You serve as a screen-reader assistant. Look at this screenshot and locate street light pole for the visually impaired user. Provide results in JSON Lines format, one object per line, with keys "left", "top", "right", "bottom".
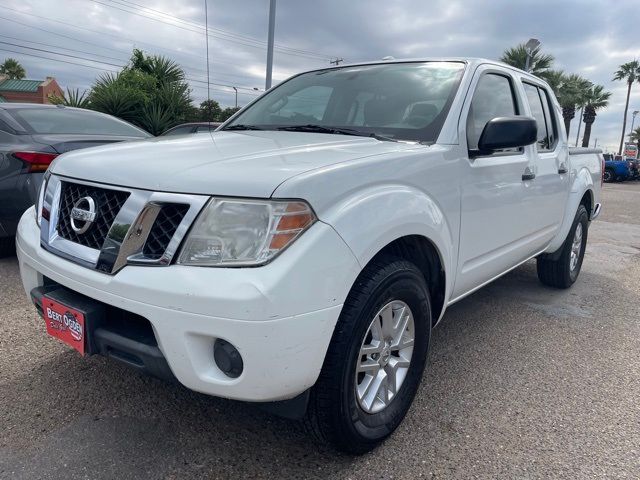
{"left": 204, "top": 0, "right": 210, "bottom": 104}
{"left": 232, "top": 87, "right": 238, "bottom": 108}
{"left": 575, "top": 105, "right": 584, "bottom": 147}
{"left": 524, "top": 38, "right": 540, "bottom": 73}
{"left": 265, "top": 0, "right": 276, "bottom": 90}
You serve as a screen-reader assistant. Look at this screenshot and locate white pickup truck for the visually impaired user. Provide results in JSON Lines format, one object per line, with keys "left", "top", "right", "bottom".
{"left": 17, "top": 58, "right": 602, "bottom": 453}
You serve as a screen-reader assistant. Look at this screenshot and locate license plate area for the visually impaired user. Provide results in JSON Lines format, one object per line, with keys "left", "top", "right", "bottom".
{"left": 42, "top": 297, "right": 86, "bottom": 355}
{"left": 32, "top": 286, "right": 106, "bottom": 356}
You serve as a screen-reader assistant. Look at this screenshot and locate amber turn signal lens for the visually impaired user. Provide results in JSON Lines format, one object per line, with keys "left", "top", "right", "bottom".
{"left": 268, "top": 202, "right": 315, "bottom": 250}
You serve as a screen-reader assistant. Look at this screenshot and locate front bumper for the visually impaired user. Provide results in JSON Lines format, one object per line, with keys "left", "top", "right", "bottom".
{"left": 16, "top": 207, "right": 361, "bottom": 401}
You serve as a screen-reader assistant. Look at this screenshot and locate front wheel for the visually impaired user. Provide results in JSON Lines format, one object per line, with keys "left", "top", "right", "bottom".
{"left": 304, "top": 256, "right": 431, "bottom": 454}
{"left": 537, "top": 204, "right": 589, "bottom": 289}
{"left": 603, "top": 169, "right": 613, "bottom": 182}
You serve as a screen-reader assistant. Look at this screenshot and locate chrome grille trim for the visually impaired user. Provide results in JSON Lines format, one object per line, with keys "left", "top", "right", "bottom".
{"left": 40, "top": 175, "right": 209, "bottom": 274}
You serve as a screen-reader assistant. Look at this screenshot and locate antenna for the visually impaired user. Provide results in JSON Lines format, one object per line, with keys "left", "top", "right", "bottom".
{"left": 204, "top": 0, "right": 211, "bottom": 104}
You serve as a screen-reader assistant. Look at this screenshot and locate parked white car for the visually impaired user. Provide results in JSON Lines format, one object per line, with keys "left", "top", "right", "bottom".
{"left": 17, "top": 58, "right": 602, "bottom": 453}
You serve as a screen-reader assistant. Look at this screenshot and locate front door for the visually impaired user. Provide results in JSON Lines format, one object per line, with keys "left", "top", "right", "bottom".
{"left": 452, "top": 67, "right": 537, "bottom": 300}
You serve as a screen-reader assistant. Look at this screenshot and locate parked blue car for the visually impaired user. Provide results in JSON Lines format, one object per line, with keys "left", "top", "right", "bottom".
{"left": 603, "top": 154, "right": 631, "bottom": 182}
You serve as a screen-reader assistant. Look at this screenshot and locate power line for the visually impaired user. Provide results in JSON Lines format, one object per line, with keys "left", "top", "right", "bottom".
{"left": 0, "top": 5, "right": 264, "bottom": 67}
{"left": 0, "top": 33, "right": 126, "bottom": 64}
{"left": 1, "top": 41, "right": 261, "bottom": 92}
{"left": 104, "top": 0, "right": 336, "bottom": 60}
{"left": 87, "top": 0, "right": 334, "bottom": 61}
{"left": 0, "top": 18, "right": 265, "bottom": 87}
{"left": 0, "top": 47, "right": 120, "bottom": 72}
{"left": 0, "top": 46, "right": 261, "bottom": 102}
{"left": 0, "top": 40, "right": 122, "bottom": 68}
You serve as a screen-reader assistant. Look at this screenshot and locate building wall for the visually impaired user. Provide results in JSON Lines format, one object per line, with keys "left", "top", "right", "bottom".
{"left": 0, "top": 78, "right": 64, "bottom": 104}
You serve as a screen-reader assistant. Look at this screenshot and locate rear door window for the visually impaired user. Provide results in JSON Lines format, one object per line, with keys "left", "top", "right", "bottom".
{"left": 523, "top": 83, "right": 558, "bottom": 151}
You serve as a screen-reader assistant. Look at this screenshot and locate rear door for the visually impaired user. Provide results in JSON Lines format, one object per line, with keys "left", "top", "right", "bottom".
{"left": 453, "top": 66, "right": 538, "bottom": 299}
{"left": 520, "top": 81, "right": 569, "bottom": 240}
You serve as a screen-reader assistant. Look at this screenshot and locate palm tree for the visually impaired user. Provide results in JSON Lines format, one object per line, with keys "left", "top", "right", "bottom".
{"left": 613, "top": 60, "right": 640, "bottom": 154}
{"left": 569, "top": 76, "right": 594, "bottom": 145}
{"left": 580, "top": 84, "right": 611, "bottom": 148}
{"left": 629, "top": 126, "right": 640, "bottom": 151}
{"left": 0, "top": 58, "right": 26, "bottom": 79}
{"left": 88, "top": 49, "right": 193, "bottom": 135}
{"left": 500, "top": 44, "right": 554, "bottom": 77}
{"left": 547, "top": 72, "right": 592, "bottom": 136}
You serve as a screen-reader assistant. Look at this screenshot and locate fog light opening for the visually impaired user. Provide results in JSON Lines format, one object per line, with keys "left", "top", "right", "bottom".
{"left": 214, "top": 339, "right": 243, "bottom": 378}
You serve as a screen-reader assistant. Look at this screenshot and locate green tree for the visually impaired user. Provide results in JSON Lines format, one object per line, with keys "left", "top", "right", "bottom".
{"left": 199, "top": 99, "right": 222, "bottom": 121}
{"left": 0, "top": 58, "right": 26, "bottom": 79}
{"left": 613, "top": 60, "right": 640, "bottom": 154}
{"left": 48, "top": 87, "right": 90, "bottom": 108}
{"left": 219, "top": 106, "right": 241, "bottom": 122}
{"left": 88, "top": 49, "right": 193, "bottom": 135}
{"left": 500, "top": 44, "right": 554, "bottom": 78}
{"left": 580, "top": 84, "right": 611, "bottom": 148}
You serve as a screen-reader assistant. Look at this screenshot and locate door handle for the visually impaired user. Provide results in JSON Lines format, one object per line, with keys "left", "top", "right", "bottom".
{"left": 558, "top": 163, "right": 568, "bottom": 174}
{"left": 522, "top": 167, "right": 536, "bottom": 181}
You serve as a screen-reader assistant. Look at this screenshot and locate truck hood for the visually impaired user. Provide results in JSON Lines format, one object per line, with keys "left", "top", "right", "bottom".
{"left": 50, "top": 131, "right": 415, "bottom": 197}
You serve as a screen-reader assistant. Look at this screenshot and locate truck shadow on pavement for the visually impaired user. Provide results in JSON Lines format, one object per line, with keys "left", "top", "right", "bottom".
{"left": 1, "top": 258, "right": 634, "bottom": 480}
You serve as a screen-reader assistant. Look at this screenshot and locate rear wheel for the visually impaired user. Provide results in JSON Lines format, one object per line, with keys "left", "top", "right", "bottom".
{"left": 603, "top": 169, "right": 613, "bottom": 182}
{"left": 537, "top": 204, "right": 588, "bottom": 289}
{"left": 304, "top": 256, "right": 431, "bottom": 454}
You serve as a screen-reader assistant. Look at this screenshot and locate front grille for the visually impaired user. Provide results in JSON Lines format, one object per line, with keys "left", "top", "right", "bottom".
{"left": 57, "top": 182, "right": 130, "bottom": 249}
{"left": 142, "top": 203, "right": 190, "bottom": 258}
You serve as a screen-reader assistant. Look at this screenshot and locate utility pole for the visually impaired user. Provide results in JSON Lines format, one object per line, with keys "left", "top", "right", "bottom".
{"left": 204, "top": 0, "right": 211, "bottom": 105}
{"left": 265, "top": 0, "right": 276, "bottom": 90}
{"left": 330, "top": 58, "right": 343, "bottom": 66}
{"left": 593, "top": 138, "right": 598, "bottom": 148}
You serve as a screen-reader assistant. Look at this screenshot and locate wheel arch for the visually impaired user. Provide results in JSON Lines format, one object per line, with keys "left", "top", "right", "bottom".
{"left": 365, "top": 235, "right": 447, "bottom": 325}
{"left": 580, "top": 188, "right": 594, "bottom": 220}
{"left": 544, "top": 167, "right": 595, "bottom": 254}
{"left": 321, "top": 184, "right": 455, "bottom": 324}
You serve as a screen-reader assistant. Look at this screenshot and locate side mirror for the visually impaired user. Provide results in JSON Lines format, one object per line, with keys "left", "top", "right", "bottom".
{"left": 475, "top": 116, "right": 537, "bottom": 155}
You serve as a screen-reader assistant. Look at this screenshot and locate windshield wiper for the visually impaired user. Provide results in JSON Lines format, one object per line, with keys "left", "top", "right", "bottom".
{"left": 276, "top": 124, "right": 397, "bottom": 142}
{"left": 223, "top": 124, "right": 265, "bottom": 131}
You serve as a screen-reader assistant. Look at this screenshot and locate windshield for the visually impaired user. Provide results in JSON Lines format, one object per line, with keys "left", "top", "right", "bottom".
{"left": 225, "top": 61, "right": 465, "bottom": 143}
{"left": 9, "top": 108, "right": 150, "bottom": 137}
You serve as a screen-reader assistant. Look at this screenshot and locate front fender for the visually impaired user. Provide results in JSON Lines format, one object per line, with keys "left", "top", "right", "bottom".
{"left": 320, "top": 184, "right": 456, "bottom": 303}
{"left": 544, "top": 166, "right": 593, "bottom": 254}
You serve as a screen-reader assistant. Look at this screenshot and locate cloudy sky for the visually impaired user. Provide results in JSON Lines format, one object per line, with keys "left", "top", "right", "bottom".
{"left": 1, "top": 0, "right": 639, "bottom": 151}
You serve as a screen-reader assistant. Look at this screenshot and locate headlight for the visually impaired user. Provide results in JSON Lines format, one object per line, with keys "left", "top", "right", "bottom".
{"left": 177, "top": 198, "right": 316, "bottom": 266}
{"left": 35, "top": 171, "right": 50, "bottom": 227}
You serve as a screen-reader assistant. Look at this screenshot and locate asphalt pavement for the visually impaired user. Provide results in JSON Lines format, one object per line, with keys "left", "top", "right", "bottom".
{"left": 1, "top": 183, "right": 639, "bottom": 479}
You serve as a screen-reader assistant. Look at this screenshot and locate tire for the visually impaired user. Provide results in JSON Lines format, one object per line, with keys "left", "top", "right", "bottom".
{"left": 603, "top": 169, "right": 613, "bottom": 182}
{"left": 0, "top": 236, "right": 15, "bottom": 258}
{"left": 537, "top": 204, "right": 588, "bottom": 289}
{"left": 304, "top": 255, "right": 431, "bottom": 454}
